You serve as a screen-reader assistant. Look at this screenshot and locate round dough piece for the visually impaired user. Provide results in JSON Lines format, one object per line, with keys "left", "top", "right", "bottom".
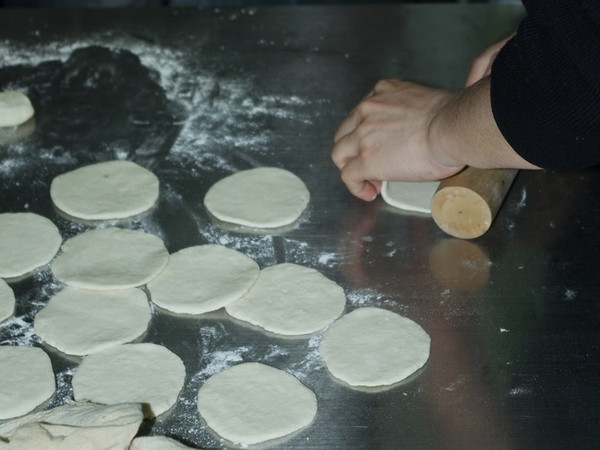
{"left": 0, "top": 346, "right": 55, "bottom": 420}
{"left": 226, "top": 263, "right": 345, "bottom": 336}
{"left": 51, "top": 227, "right": 169, "bottom": 290}
{"left": 72, "top": 343, "right": 186, "bottom": 418}
{"left": 34, "top": 287, "right": 151, "bottom": 356}
{"left": 0, "top": 279, "right": 15, "bottom": 322}
{"left": 0, "top": 212, "right": 62, "bottom": 279}
{"left": 50, "top": 160, "right": 160, "bottom": 220}
{"left": 204, "top": 167, "right": 310, "bottom": 228}
{"left": 381, "top": 180, "right": 440, "bottom": 214}
{"left": 197, "top": 363, "right": 317, "bottom": 445}
{"left": 147, "top": 245, "right": 259, "bottom": 315}
{"left": 0, "top": 91, "right": 34, "bottom": 127}
{"left": 319, "top": 307, "right": 431, "bottom": 387}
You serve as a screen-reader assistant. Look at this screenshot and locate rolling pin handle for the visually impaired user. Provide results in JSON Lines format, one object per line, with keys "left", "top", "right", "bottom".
{"left": 430, "top": 167, "right": 518, "bottom": 239}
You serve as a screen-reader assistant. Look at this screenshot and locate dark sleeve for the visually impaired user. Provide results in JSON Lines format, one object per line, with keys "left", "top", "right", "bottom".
{"left": 490, "top": 0, "right": 600, "bottom": 170}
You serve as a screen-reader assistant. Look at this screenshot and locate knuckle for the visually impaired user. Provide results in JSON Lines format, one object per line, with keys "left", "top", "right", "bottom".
{"left": 355, "top": 100, "right": 372, "bottom": 117}
{"left": 374, "top": 79, "right": 394, "bottom": 91}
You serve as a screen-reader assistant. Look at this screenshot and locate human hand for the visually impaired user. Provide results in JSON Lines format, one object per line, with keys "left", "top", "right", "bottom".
{"left": 465, "top": 33, "right": 515, "bottom": 87}
{"left": 331, "top": 79, "right": 465, "bottom": 201}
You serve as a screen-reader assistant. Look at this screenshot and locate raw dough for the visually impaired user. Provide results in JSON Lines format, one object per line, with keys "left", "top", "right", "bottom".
{"left": 51, "top": 227, "right": 169, "bottom": 290}
{"left": 226, "top": 263, "right": 345, "bottom": 336}
{"left": 34, "top": 287, "right": 151, "bottom": 356}
{"left": 197, "top": 363, "right": 317, "bottom": 445}
{"left": 319, "top": 307, "right": 431, "bottom": 387}
{"left": 147, "top": 244, "right": 259, "bottom": 315}
{"left": 0, "top": 116, "right": 35, "bottom": 145}
{"left": 0, "top": 346, "right": 55, "bottom": 420}
{"left": 0, "top": 91, "right": 34, "bottom": 127}
{"left": 381, "top": 180, "right": 440, "bottom": 214}
{"left": 50, "top": 160, "right": 159, "bottom": 220}
{"left": 72, "top": 343, "right": 186, "bottom": 418}
{"left": 0, "top": 402, "right": 143, "bottom": 450}
{"left": 204, "top": 167, "right": 310, "bottom": 228}
{"left": 0, "top": 212, "right": 62, "bottom": 279}
{"left": 130, "top": 436, "right": 194, "bottom": 450}
{"left": 0, "top": 279, "right": 15, "bottom": 322}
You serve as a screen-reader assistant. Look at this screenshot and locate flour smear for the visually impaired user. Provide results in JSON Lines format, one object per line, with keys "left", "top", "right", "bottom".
{"left": 0, "top": 32, "right": 380, "bottom": 448}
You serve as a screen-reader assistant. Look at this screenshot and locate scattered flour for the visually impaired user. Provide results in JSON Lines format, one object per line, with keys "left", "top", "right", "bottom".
{"left": 346, "top": 288, "right": 385, "bottom": 308}
{"left": 516, "top": 187, "right": 527, "bottom": 209}
{"left": 0, "top": 315, "right": 38, "bottom": 346}
{"left": 287, "top": 334, "right": 324, "bottom": 383}
{"left": 48, "top": 367, "right": 76, "bottom": 409}
{"left": 0, "top": 268, "right": 62, "bottom": 346}
{"left": 509, "top": 386, "right": 533, "bottom": 397}
{"left": 1, "top": 33, "right": 315, "bottom": 178}
{"left": 0, "top": 33, "right": 376, "bottom": 448}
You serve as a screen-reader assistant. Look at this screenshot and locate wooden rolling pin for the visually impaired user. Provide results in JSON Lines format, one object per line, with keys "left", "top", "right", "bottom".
{"left": 430, "top": 167, "right": 518, "bottom": 239}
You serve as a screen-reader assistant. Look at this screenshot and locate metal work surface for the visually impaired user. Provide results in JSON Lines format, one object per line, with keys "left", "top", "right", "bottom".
{"left": 1, "top": 4, "right": 599, "bottom": 449}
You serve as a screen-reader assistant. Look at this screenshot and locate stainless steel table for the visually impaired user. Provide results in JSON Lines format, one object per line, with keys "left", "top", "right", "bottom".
{"left": 1, "top": 4, "right": 599, "bottom": 449}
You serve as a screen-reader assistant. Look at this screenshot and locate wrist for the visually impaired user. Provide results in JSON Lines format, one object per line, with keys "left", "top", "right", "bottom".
{"left": 428, "top": 77, "right": 537, "bottom": 171}
{"left": 426, "top": 90, "right": 467, "bottom": 173}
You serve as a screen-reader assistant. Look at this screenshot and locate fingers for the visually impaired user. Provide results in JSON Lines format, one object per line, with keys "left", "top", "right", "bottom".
{"left": 465, "top": 57, "right": 492, "bottom": 87}
{"left": 331, "top": 78, "right": 418, "bottom": 202}
{"left": 336, "top": 137, "right": 384, "bottom": 201}
{"left": 333, "top": 107, "right": 360, "bottom": 145}
{"left": 334, "top": 79, "right": 406, "bottom": 144}
{"left": 341, "top": 172, "right": 381, "bottom": 202}
{"left": 373, "top": 78, "right": 407, "bottom": 94}
{"left": 465, "top": 33, "right": 515, "bottom": 86}
{"left": 332, "top": 127, "right": 381, "bottom": 201}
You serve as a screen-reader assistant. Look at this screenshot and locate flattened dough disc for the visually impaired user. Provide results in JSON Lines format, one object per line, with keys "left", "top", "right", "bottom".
{"left": 319, "top": 307, "right": 430, "bottom": 387}
{"left": 197, "top": 363, "right": 317, "bottom": 445}
{"left": 0, "top": 279, "right": 15, "bottom": 322}
{"left": 381, "top": 180, "right": 440, "bottom": 214}
{"left": 0, "top": 91, "right": 34, "bottom": 127}
{"left": 50, "top": 160, "right": 159, "bottom": 220}
{"left": 34, "top": 287, "right": 151, "bottom": 356}
{"left": 72, "top": 343, "right": 186, "bottom": 418}
{"left": 226, "top": 263, "right": 345, "bottom": 336}
{"left": 0, "top": 213, "right": 62, "bottom": 279}
{"left": 204, "top": 167, "right": 310, "bottom": 228}
{"left": 51, "top": 227, "right": 169, "bottom": 290}
{"left": 0, "top": 346, "right": 55, "bottom": 420}
{"left": 147, "top": 245, "right": 259, "bottom": 315}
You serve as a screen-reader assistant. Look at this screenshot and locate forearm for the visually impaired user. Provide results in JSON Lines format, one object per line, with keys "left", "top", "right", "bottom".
{"left": 429, "top": 77, "right": 540, "bottom": 171}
